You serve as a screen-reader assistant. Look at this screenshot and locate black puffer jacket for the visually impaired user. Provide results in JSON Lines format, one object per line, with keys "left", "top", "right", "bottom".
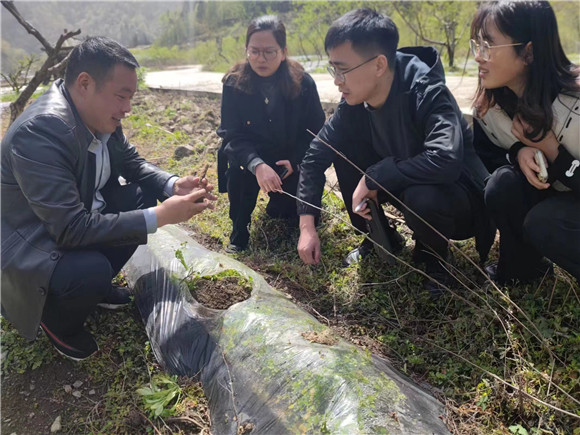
{"left": 216, "top": 70, "right": 325, "bottom": 192}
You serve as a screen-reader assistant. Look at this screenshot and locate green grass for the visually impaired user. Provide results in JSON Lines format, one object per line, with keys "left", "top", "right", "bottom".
{"left": 2, "top": 89, "right": 577, "bottom": 434}
{"left": 1, "top": 85, "right": 48, "bottom": 103}
{"left": 123, "top": 90, "right": 579, "bottom": 434}
{"left": 1, "top": 281, "right": 210, "bottom": 433}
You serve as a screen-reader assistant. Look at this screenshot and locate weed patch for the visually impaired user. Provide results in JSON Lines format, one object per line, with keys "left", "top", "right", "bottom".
{"left": 1, "top": 284, "right": 210, "bottom": 434}
{"left": 3, "top": 89, "right": 577, "bottom": 434}
{"left": 122, "top": 90, "right": 578, "bottom": 434}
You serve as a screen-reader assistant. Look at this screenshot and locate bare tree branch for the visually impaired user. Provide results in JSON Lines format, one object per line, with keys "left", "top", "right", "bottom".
{"left": 393, "top": 2, "right": 446, "bottom": 47}
{"left": 1, "top": 0, "right": 53, "bottom": 54}
{"left": 3, "top": 0, "right": 82, "bottom": 123}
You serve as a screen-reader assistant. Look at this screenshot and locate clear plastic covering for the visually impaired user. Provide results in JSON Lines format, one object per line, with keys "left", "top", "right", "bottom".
{"left": 124, "top": 225, "right": 450, "bottom": 434}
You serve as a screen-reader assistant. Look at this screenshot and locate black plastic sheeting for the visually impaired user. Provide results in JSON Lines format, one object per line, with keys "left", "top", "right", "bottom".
{"left": 124, "top": 225, "right": 450, "bottom": 434}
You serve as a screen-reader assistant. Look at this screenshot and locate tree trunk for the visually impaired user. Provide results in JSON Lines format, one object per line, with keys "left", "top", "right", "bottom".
{"left": 447, "top": 45, "right": 455, "bottom": 69}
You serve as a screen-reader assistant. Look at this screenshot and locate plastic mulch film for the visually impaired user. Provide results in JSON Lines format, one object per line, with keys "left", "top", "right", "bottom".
{"left": 124, "top": 225, "right": 450, "bottom": 434}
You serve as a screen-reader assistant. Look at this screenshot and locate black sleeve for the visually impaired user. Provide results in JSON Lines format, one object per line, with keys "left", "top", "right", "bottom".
{"left": 548, "top": 145, "right": 580, "bottom": 197}
{"left": 217, "top": 84, "right": 260, "bottom": 168}
{"left": 292, "top": 76, "right": 326, "bottom": 170}
{"left": 297, "top": 104, "right": 351, "bottom": 216}
{"left": 473, "top": 119, "right": 511, "bottom": 173}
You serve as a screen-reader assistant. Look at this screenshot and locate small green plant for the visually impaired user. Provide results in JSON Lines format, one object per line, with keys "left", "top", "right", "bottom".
{"left": 475, "top": 379, "right": 492, "bottom": 411}
{"left": 137, "top": 373, "right": 182, "bottom": 418}
{"left": 509, "top": 424, "right": 529, "bottom": 435}
{"left": 175, "top": 241, "right": 188, "bottom": 269}
{"left": 0, "top": 317, "right": 56, "bottom": 374}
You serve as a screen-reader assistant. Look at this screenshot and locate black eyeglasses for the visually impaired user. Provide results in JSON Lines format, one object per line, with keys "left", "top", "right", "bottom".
{"left": 246, "top": 48, "right": 280, "bottom": 61}
{"left": 327, "top": 55, "right": 379, "bottom": 83}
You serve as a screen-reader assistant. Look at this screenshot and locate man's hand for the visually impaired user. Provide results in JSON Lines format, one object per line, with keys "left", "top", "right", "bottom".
{"left": 173, "top": 176, "right": 213, "bottom": 196}
{"left": 512, "top": 115, "right": 559, "bottom": 162}
{"left": 155, "top": 188, "right": 216, "bottom": 227}
{"left": 255, "top": 163, "right": 283, "bottom": 193}
{"left": 298, "top": 215, "right": 321, "bottom": 264}
{"left": 517, "top": 146, "right": 551, "bottom": 190}
{"left": 275, "top": 160, "right": 294, "bottom": 180}
{"left": 352, "top": 175, "right": 377, "bottom": 220}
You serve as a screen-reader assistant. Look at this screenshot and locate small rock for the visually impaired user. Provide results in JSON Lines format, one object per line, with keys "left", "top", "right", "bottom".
{"left": 29, "top": 383, "right": 35, "bottom": 391}
{"left": 28, "top": 412, "right": 35, "bottom": 418}
{"left": 72, "top": 380, "right": 83, "bottom": 388}
{"left": 88, "top": 389, "right": 95, "bottom": 395}
{"left": 173, "top": 145, "right": 195, "bottom": 160}
{"left": 63, "top": 385, "right": 72, "bottom": 394}
{"left": 50, "top": 416, "right": 61, "bottom": 433}
{"left": 72, "top": 391, "right": 82, "bottom": 398}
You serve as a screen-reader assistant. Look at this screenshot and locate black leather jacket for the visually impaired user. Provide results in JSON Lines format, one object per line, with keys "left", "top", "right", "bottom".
{"left": 1, "top": 80, "right": 174, "bottom": 339}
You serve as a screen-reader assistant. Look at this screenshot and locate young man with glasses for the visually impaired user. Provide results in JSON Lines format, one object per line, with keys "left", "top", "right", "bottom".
{"left": 296, "top": 8, "right": 494, "bottom": 295}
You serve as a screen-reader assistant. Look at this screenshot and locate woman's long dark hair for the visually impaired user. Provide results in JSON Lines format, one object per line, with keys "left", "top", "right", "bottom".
{"left": 471, "top": 1, "right": 579, "bottom": 140}
{"left": 223, "top": 15, "right": 304, "bottom": 99}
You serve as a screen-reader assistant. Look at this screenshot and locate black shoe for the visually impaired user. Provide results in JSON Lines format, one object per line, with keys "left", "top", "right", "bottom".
{"left": 226, "top": 243, "right": 247, "bottom": 254}
{"left": 484, "top": 263, "right": 500, "bottom": 283}
{"left": 343, "top": 239, "right": 374, "bottom": 266}
{"left": 484, "top": 260, "right": 553, "bottom": 286}
{"left": 412, "top": 240, "right": 437, "bottom": 265}
{"left": 40, "top": 323, "right": 98, "bottom": 361}
{"left": 97, "top": 285, "right": 132, "bottom": 310}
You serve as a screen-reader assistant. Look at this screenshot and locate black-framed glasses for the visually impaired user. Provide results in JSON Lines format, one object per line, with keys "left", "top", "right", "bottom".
{"left": 246, "top": 47, "right": 280, "bottom": 61}
{"left": 327, "top": 55, "right": 379, "bottom": 83}
{"left": 469, "top": 39, "right": 524, "bottom": 62}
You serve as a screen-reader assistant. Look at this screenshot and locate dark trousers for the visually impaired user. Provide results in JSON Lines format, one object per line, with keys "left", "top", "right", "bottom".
{"left": 485, "top": 165, "right": 580, "bottom": 282}
{"left": 227, "top": 166, "right": 299, "bottom": 247}
{"left": 41, "top": 183, "right": 156, "bottom": 337}
{"left": 334, "top": 150, "right": 477, "bottom": 261}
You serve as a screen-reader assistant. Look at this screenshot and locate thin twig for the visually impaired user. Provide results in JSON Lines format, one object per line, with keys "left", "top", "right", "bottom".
{"left": 547, "top": 277, "right": 558, "bottom": 312}
{"left": 305, "top": 129, "right": 558, "bottom": 365}
{"left": 139, "top": 410, "right": 164, "bottom": 435}
{"left": 418, "top": 337, "right": 580, "bottom": 420}
{"left": 166, "top": 415, "right": 207, "bottom": 428}
{"left": 387, "top": 291, "right": 401, "bottom": 328}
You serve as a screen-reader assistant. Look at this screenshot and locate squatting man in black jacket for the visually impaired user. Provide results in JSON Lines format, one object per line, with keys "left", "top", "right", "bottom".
{"left": 297, "top": 9, "right": 494, "bottom": 294}
{"left": 1, "top": 37, "right": 217, "bottom": 361}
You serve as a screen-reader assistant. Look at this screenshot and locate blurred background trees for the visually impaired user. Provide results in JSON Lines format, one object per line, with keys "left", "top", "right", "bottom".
{"left": 2, "top": 1, "right": 578, "bottom": 76}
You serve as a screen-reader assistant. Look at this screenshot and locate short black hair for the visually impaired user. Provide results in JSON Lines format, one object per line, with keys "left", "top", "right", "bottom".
{"left": 64, "top": 36, "right": 139, "bottom": 88}
{"left": 325, "top": 8, "right": 399, "bottom": 69}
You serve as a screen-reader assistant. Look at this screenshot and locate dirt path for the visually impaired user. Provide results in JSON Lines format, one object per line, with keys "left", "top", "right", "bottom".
{"left": 145, "top": 66, "right": 478, "bottom": 111}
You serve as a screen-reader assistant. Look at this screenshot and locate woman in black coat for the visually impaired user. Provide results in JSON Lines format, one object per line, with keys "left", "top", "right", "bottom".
{"left": 217, "top": 15, "right": 325, "bottom": 252}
